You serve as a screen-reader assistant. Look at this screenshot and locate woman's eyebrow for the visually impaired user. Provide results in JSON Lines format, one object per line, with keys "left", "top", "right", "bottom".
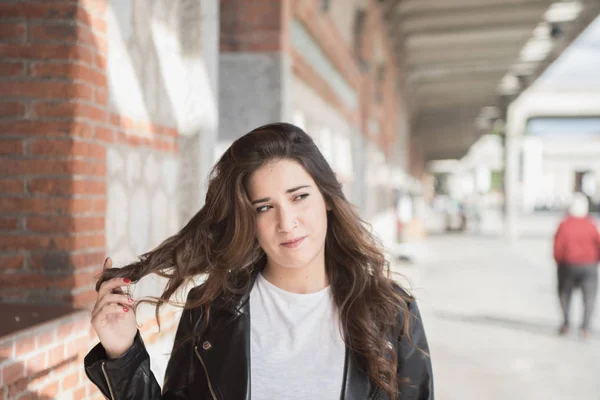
{"left": 251, "top": 185, "right": 311, "bottom": 205}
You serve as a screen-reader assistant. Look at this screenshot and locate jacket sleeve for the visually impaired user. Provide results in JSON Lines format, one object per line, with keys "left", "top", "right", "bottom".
{"left": 84, "top": 288, "right": 200, "bottom": 400}
{"left": 397, "top": 299, "right": 434, "bottom": 400}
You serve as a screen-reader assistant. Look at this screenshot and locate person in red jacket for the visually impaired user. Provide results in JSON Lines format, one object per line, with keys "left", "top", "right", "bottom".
{"left": 554, "top": 192, "right": 600, "bottom": 338}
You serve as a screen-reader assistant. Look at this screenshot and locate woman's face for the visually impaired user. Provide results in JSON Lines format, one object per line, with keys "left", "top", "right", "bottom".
{"left": 246, "top": 159, "right": 329, "bottom": 271}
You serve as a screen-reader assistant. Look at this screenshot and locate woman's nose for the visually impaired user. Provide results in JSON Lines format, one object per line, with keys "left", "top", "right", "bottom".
{"left": 277, "top": 208, "right": 297, "bottom": 232}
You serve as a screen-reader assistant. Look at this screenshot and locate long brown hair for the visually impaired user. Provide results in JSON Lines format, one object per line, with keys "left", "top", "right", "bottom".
{"left": 97, "top": 122, "right": 412, "bottom": 398}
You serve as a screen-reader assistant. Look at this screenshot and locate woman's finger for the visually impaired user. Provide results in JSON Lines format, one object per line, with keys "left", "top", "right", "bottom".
{"left": 98, "top": 276, "right": 131, "bottom": 297}
{"left": 92, "top": 293, "right": 133, "bottom": 318}
{"left": 92, "top": 303, "right": 131, "bottom": 324}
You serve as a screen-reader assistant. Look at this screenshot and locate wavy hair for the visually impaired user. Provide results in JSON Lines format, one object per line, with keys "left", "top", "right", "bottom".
{"left": 97, "top": 122, "right": 412, "bottom": 398}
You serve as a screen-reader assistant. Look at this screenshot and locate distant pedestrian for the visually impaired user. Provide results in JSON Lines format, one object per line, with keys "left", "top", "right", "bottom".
{"left": 553, "top": 192, "right": 600, "bottom": 339}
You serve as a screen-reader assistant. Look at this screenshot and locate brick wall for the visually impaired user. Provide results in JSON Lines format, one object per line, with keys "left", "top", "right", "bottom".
{"left": 0, "top": 306, "right": 182, "bottom": 400}
{"left": 0, "top": 0, "right": 109, "bottom": 307}
{"left": 0, "top": 1, "right": 185, "bottom": 398}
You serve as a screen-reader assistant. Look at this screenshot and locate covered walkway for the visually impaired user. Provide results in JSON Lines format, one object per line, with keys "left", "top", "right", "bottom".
{"left": 396, "top": 215, "right": 600, "bottom": 400}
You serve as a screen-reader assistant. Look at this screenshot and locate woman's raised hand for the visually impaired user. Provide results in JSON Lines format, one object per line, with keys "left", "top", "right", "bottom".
{"left": 90, "top": 257, "right": 138, "bottom": 359}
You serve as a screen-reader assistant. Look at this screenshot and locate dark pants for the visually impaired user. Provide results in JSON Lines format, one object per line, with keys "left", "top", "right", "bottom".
{"left": 558, "top": 264, "right": 598, "bottom": 331}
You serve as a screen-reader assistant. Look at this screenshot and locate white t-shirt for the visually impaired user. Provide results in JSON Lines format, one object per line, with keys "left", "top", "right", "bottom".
{"left": 249, "top": 273, "right": 346, "bottom": 400}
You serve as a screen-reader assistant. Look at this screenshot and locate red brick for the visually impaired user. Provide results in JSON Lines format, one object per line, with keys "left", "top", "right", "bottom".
{"left": 29, "top": 22, "right": 79, "bottom": 43}
{"left": 95, "top": 53, "right": 106, "bottom": 69}
{"left": 0, "top": 139, "right": 23, "bottom": 155}
{"left": 7, "top": 376, "right": 29, "bottom": 398}
{"left": 28, "top": 177, "right": 106, "bottom": 196}
{"left": 31, "top": 62, "right": 106, "bottom": 87}
{"left": 0, "top": 102, "right": 25, "bottom": 118}
{"left": 109, "top": 113, "right": 120, "bottom": 126}
{"left": 0, "top": 233, "right": 105, "bottom": 251}
{"left": 72, "top": 64, "right": 106, "bottom": 87}
{"left": 0, "top": 341, "right": 14, "bottom": 360}
{"left": 0, "top": 217, "right": 18, "bottom": 230}
{"left": 29, "top": 62, "right": 71, "bottom": 78}
{"left": 163, "top": 127, "right": 178, "bottom": 137}
{"left": 25, "top": 352, "right": 47, "bottom": 374}
{"left": 47, "top": 250, "right": 105, "bottom": 270}
{"left": 33, "top": 101, "right": 106, "bottom": 121}
{"left": 0, "top": 253, "right": 24, "bottom": 270}
{"left": 39, "top": 381, "right": 59, "bottom": 398}
{"left": 36, "top": 330, "right": 55, "bottom": 349}
{"left": 0, "top": 43, "right": 94, "bottom": 65}
{"left": 0, "top": 61, "right": 25, "bottom": 77}
{"left": 90, "top": 16, "right": 107, "bottom": 35}
{"left": 57, "top": 321, "right": 74, "bottom": 338}
{"left": 91, "top": 198, "right": 105, "bottom": 213}
{"left": 0, "top": 22, "right": 26, "bottom": 42}
{"left": 1, "top": 362, "right": 24, "bottom": 386}
{"left": 72, "top": 287, "right": 97, "bottom": 308}
{"left": 0, "top": 197, "right": 99, "bottom": 215}
{"left": 94, "top": 35, "right": 107, "bottom": 55}
{"left": 62, "top": 370, "right": 80, "bottom": 390}
{"left": 0, "top": 81, "right": 94, "bottom": 101}
{"left": 27, "top": 216, "right": 105, "bottom": 233}
{"left": 0, "top": 120, "right": 74, "bottom": 137}
{"left": 94, "top": 87, "right": 107, "bottom": 105}
{"left": 0, "top": 3, "right": 79, "bottom": 20}
{"left": 0, "top": 178, "right": 24, "bottom": 194}
{"left": 93, "top": 126, "right": 114, "bottom": 142}
{"left": 15, "top": 337, "right": 35, "bottom": 355}
{"left": 0, "top": 158, "right": 105, "bottom": 177}
{"left": 0, "top": 272, "right": 66, "bottom": 290}
{"left": 28, "top": 139, "right": 106, "bottom": 160}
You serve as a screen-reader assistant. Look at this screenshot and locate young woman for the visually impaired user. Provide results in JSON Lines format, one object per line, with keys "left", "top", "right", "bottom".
{"left": 84, "top": 123, "right": 434, "bottom": 400}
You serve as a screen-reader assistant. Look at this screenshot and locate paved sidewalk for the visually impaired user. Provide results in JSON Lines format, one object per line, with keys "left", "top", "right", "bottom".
{"left": 393, "top": 233, "right": 600, "bottom": 400}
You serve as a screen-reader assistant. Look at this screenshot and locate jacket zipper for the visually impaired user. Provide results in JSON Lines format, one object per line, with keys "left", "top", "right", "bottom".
{"left": 101, "top": 361, "right": 116, "bottom": 400}
{"left": 368, "top": 386, "right": 381, "bottom": 400}
{"left": 194, "top": 345, "right": 218, "bottom": 400}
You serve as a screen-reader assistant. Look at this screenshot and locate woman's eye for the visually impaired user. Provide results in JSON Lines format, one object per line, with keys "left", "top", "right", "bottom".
{"left": 295, "top": 193, "right": 309, "bottom": 201}
{"left": 256, "top": 205, "right": 271, "bottom": 213}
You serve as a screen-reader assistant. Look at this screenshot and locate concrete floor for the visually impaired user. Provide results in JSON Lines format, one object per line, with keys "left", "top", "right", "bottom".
{"left": 395, "top": 230, "right": 600, "bottom": 400}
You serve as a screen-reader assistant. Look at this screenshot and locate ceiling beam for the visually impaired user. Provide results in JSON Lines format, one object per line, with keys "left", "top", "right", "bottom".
{"left": 396, "top": 6, "right": 547, "bottom": 33}
{"left": 407, "top": 62, "right": 512, "bottom": 83}
{"left": 402, "top": 21, "right": 542, "bottom": 37}
{"left": 527, "top": 2, "right": 600, "bottom": 92}
{"left": 407, "top": 45, "right": 522, "bottom": 65}
{"left": 396, "top": 0, "right": 554, "bottom": 17}
{"left": 405, "top": 27, "right": 533, "bottom": 50}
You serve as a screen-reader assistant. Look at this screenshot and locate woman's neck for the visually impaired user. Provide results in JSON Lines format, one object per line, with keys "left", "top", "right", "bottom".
{"left": 262, "top": 260, "right": 328, "bottom": 294}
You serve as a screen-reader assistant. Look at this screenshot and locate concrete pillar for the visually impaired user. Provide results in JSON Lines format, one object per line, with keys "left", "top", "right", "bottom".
{"left": 504, "top": 102, "right": 523, "bottom": 241}
{"left": 218, "top": 0, "right": 292, "bottom": 142}
{"left": 179, "top": 0, "right": 220, "bottom": 219}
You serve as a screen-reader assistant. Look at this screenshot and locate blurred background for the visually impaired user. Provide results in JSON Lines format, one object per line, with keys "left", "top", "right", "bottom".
{"left": 1, "top": 0, "right": 600, "bottom": 399}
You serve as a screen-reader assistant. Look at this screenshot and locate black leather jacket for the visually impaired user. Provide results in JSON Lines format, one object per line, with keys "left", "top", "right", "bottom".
{"left": 84, "top": 279, "right": 434, "bottom": 400}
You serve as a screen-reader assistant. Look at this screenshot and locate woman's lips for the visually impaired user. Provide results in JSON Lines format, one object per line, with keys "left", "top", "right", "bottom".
{"left": 280, "top": 237, "right": 306, "bottom": 248}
